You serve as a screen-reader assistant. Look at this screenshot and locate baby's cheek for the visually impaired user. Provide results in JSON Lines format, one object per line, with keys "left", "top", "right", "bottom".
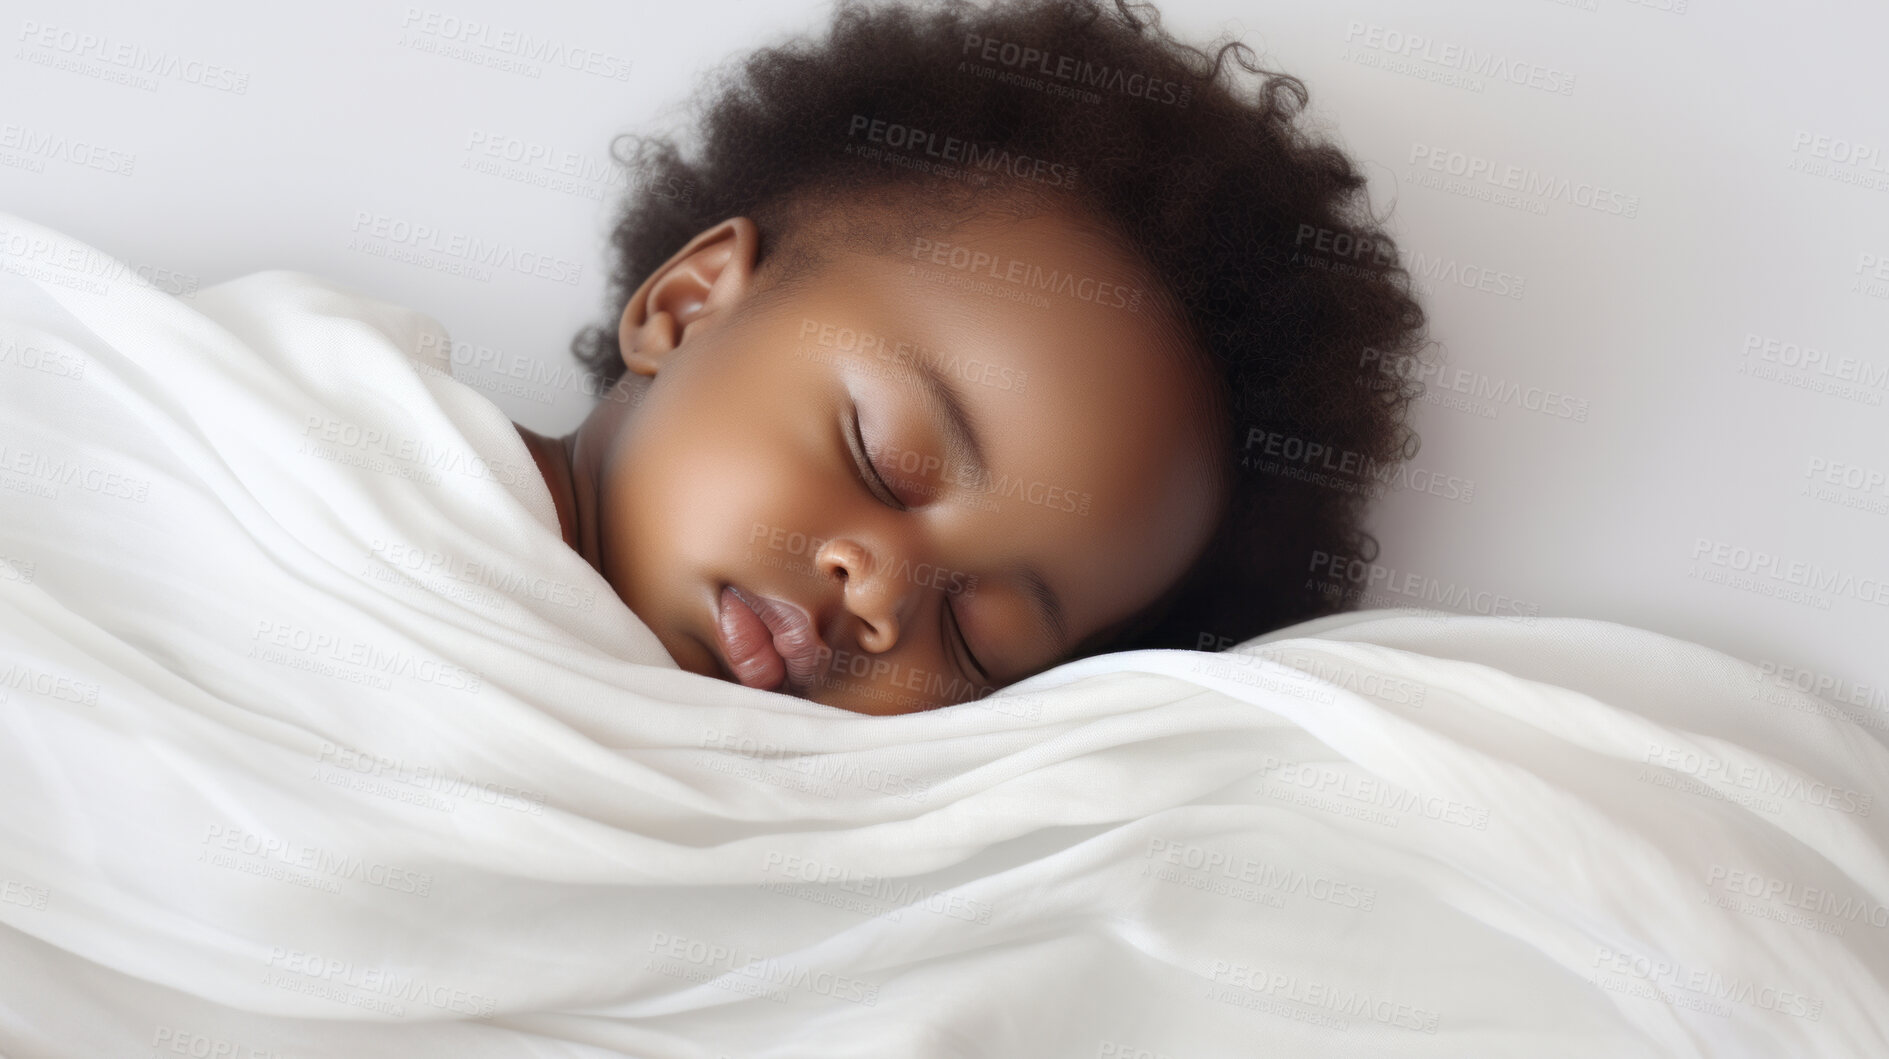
{"left": 665, "top": 451, "right": 792, "bottom": 560}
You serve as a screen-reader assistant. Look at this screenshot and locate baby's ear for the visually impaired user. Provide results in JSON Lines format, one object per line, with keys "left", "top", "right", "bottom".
{"left": 618, "top": 216, "right": 761, "bottom": 376}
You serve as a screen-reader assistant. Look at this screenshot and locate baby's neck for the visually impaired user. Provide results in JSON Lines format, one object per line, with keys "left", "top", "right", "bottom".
{"left": 514, "top": 422, "right": 581, "bottom": 553}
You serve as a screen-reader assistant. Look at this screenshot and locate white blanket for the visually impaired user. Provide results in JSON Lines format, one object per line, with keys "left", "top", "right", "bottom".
{"left": 2, "top": 213, "right": 1885, "bottom": 1059}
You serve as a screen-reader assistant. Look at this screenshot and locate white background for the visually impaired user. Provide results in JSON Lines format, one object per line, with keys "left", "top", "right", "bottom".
{"left": 3, "top": 0, "right": 1884, "bottom": 716}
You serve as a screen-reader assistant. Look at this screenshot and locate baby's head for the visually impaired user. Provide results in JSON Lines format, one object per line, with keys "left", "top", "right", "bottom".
{"left": 548, "top": 0, "right": 1426, "bottom": 714}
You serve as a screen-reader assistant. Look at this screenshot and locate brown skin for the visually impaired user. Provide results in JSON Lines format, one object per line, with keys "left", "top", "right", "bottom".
{"left": 514, "top": 207, "right": 1227, "bottom": 714}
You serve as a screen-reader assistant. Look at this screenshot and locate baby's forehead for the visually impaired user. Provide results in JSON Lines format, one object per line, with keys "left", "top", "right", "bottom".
{"left": 749, "top": 199, "right": 1210, "bottom": 430}
{"left": 772, "top": 190, "right": 1160, "bottom": 302}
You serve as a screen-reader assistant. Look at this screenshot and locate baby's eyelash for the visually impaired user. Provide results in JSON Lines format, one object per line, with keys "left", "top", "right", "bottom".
{"left": 946, "top": 597, "right": 988, "bottom": 683}
{"left": 847, "top": 406, "right": 907, "bottom": 510}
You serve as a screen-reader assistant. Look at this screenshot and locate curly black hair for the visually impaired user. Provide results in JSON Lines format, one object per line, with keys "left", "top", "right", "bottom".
{"left": 571, "top": 0, "right": 1429, "bottom": 661}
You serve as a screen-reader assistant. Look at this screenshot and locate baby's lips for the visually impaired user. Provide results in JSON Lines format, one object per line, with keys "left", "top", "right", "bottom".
{"left": 738, "top": 586, "right": 828, "bottom": 695}
{"left": 771, "top": 615, "right": 827, "bottom": 692}
{"left": 718, "top": 585, "right": 787, "bottom": 691}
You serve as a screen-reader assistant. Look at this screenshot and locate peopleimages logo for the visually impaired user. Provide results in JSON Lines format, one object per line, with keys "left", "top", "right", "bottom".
{"left": 759, "top": 850, "right": 994, "bottom": 923}
{"left": 263, "top": 946, "right": 498, "bottom": 1019}
{"left": 0, "top": 121, "right": 136, "bottom": 177}
{"left": 1242, "top": 428, "right": 1476, "bottom": 503}
{"left": 1407, "top": 144, "right": 1639, "bottom": 218}
{"left": 1307, "top": 550, "right": 1537, "bottom": 623}
{"left": 0, "top": 225, "right": 199, "bottom": 297}
{"left": 396, "top": 8, "right": 632, "bottom": 80}
{"left": 1644, "top": 741, "right": 1873, "bottom": 816}
{"left": 959, "top": 33, "right": 1191, "bottom": 107}
{"left": 908, "top": 237, "right": 1138, "bottom": 311}
{"left": 14, "top": 19, "right": 252, "bottom": 93}
{"left": 1741, "top": 333, "right": 1889, "bottom": 392}
{"left": 798, "top": 317, "right": 1028, "bottom": 393}
{"left": 1690, "top": 537, "right": 1889, "bottom": 608}
{"left": 846, "top": 115, "right": 1079, "bottom": 190}
{"left": 1591, "top": 946, "right": 1824, "bottom": 1022}
{"left": 200, "top": 823, "right": 434, "bottom": 897}
{"left": 1343, "top": 20, "right": 1576, "bottom": 96}
{"left": 1790, "top": 131, "right": 1889, "bottom": 174}
{"left": 748, "top": 521, "right": 978, "bottom": 596}
{"left": 1754, "top": 659, "right": 1887, "bottom": 712}
{"left": 646, "top": 930, "right": 880, "bottom": 1007}
{"left": 348, "top": 211, "right": 583, "bottom": 285}
{"left": 1706, "top": 865, "right": 1889, "bottom": 929}
{"left": 1206, "top": 960, "right": 1442, "bottom": 1033}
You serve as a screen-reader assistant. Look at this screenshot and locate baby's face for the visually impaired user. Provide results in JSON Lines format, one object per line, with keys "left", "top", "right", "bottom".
{"left": 565, "top": 209, "right": 1225, "bottom": 713}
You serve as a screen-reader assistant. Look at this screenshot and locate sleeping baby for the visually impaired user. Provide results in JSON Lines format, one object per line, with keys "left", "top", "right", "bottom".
{"left": 509, "top": 0, "right": 1428, "bottom": 714}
